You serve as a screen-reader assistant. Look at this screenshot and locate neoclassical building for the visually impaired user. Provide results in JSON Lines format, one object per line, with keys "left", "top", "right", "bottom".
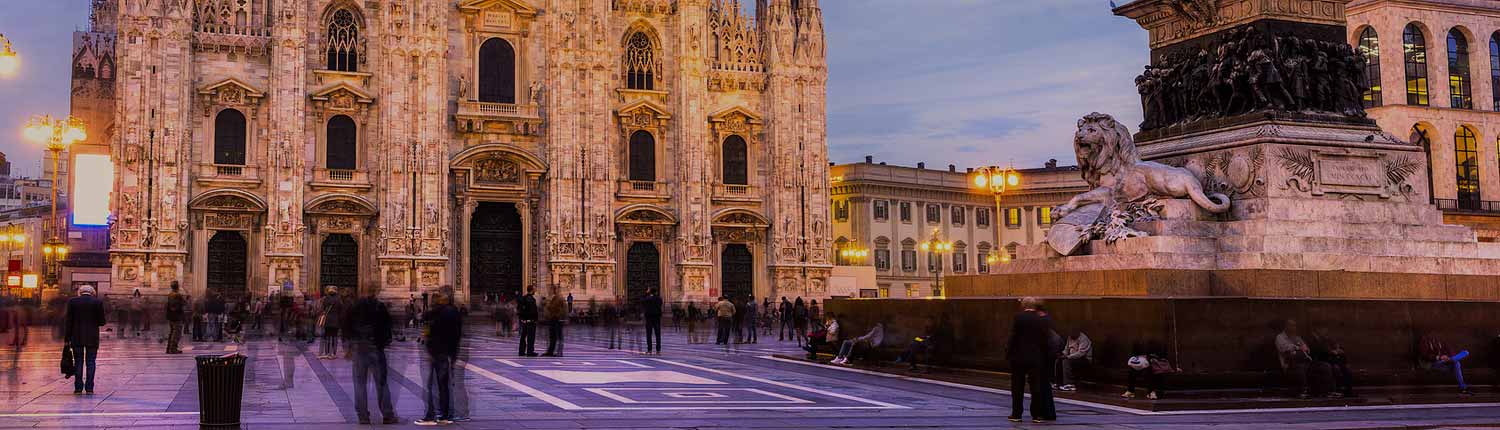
{"left": 1348, "top": 0, "right": 1500, "bottom": 241}
{"left": 95, "top": 0, "right": 831, "bottom": 304}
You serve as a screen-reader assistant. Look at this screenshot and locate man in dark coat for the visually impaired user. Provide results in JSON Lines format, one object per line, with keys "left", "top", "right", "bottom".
{"left": 516, "top": 287, "right": 539, "bottom": 357}
{"left": 164, "top": 282, "right": 185, "bottom": 354}
{"left": 1006, "top": 297, "right": 1056, "bottom": 423}
{"left": 346, "top": 290, "right": 397, "bottom": 424}
{"left": 641, "top": 288, "right": 663, "bottom": 354}
{"left": 64, "top": 286, "right": 106, "bottom": 394}
{"left": 778, "top": 297, "right": 793, "bottom": 341}
{"left": 417, "top": 292, "right": 462, "bottom": 425}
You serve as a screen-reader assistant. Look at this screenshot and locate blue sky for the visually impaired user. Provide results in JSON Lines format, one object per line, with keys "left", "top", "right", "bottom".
{"left": 0, "top": 0, "right": 1148, "bottom": 174}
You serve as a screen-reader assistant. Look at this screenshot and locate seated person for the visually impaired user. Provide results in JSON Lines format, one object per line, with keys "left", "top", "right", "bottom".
{"left": 1123, "top": 340, "right": 1175, "bottom": 400}
{"left": 1420, "top": 333, "right": 1473, "bottom": 395}
{"left": 1308, "top": 327, "right": 1354, "bottom": 397}
{"left": 832, "top": 322, "right": 884, "bottom": 365}
{"left": 1053, "top": 330, "right": 1092, "bottom": 392}
{"left": 804, "top": 314, "right": 839, "bottom": 360}
{"left": 1276, "top": 320, "right": 1335, "bottom": 399}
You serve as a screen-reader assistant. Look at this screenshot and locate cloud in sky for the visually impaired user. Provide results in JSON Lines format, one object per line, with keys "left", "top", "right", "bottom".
{"left": 0, "top": 0, "right": 1150, "bottom": 174}
{"left": 823, "top": 0, "right": 1148, "bottom": 169}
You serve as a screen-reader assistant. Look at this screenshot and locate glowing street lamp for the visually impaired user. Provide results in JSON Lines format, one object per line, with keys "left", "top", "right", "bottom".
{"left": 25, "top": 114, "right": 84, "bottom": 290}
{"left": 838, "top": 243, "right": 870, "bottom": 265}
{"left": 0, "top": 34, "right": 18, "bottom": 77}
{"left": 919, "top": 227, "right": 954, "bottom": 297}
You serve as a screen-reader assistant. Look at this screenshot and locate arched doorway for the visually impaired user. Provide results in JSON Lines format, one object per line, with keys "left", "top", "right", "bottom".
{"left": 721, "top": 244, "right": 753, "bottom": 300}
{"left": 625, "top": 242, "right": 660, "bottom": 304}
{"left": 319, "top": 234, "right": 359, "bottom": 293}
{"left": 206, "top": 231, "right": 248, "bottom": 298}
{"left": 470, "top": 202, "right": 523, "bottom": 299}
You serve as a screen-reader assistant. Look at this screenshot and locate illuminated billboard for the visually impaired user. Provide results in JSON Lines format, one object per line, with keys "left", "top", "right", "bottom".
{"left": 72, "top": 154, "right": 113, "bottom": 226}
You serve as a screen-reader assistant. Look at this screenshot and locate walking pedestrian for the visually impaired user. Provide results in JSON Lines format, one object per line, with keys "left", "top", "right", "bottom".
{"left": 792, "top": 297, "right": 809, "bottom": 346}
{"left": 685, "top": 301, "right": 700, "bottom": 344}
{"left": 64, "top": 286, "right": 106, "bottom": 394}
{"left": 641, "top": 288, "right": 663, "bottom": 354}
{"left": 164, "top": 282, "right": 185, "bottom": 354}
{"left": 1006, "top": 297, "right": 1056, "bottom": 423}
{"left": 206, "top": 292, "right": 226, "bottom": 342}
{"left": 714, "top": 296, "right": 735, "bottom": 345}
{"left": 743, "top": 296, "right": 759, "bottom": 344}
{"left": 778, "top": 297, "right": 793, "bottom": 341}
{"left": 346, "top": 289, "right": 398, "bottom": 424}
{"left": 517, "top": 287, "right": 538, "bottom": 357}
{"left": 543, "top": 291, "right": 566, "bottom": 357}
{"left": 416, "top": 292, "right": 462, "bottom": 426}
{"left": 128, "top": 290, "right": 145, "bottom": 338}
{"left": 319, "top": 286, "right": 343, "bottom": 359}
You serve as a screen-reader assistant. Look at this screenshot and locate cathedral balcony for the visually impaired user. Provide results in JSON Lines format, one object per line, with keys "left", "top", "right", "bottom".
{"left": 616, "top": 180, "right": 671, "bottom": 201}
{"left": 455, "top": 100, "right": 541, "bottom": 134}
{"left": 194, "top": 163, "right": 262, "bottom": 187}
{"left": 310, "top": 168, "right": 372, "bottom": 191}
{"left": 712, "top": 183, "right": 760, "bottom": 204}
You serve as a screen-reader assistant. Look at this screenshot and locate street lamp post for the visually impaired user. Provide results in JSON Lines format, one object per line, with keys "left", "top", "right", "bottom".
{"left": 973, "top": 165, "right": 1022, "bottom": 214}
{"left": 0, "top": 33, "right": 18, "bottom": 77}
{"left": 838, "top": 241, "right": 870, "bottom": 266}
{"left": 24, "top": 114, "right": 85, "bottom": 290}
{"left": 918, "top": 227, "right": 953, "bottom": 297}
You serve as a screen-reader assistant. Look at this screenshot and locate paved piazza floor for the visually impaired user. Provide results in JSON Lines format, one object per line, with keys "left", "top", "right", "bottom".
{"left": 2, "top": 325, "right": 1499, "bottom": 429}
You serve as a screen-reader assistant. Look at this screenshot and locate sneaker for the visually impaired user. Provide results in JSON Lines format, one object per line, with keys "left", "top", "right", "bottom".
{"left": 437, "top": 419, "right": 454, "bottom": 425}
{"left": 1120, "top": 391, "right": 1135, "bottom": 399}
{"left": 1060, "top": 385, "right": 1077, "bottom": 392}
{"left": 413, "top": 419, "right": 441, "bottom": 426}
{"left": 1007, "top": 416, "right": 1022, "bottom": 422}
{"left": 1032, "top": 418, "right": 1052, "bottom": 423}
{"left": 450, "top": 417, "right": 471, "bottom": 422}
{"left": 1147, "top": 391, "right": 1158, "bottom": 400}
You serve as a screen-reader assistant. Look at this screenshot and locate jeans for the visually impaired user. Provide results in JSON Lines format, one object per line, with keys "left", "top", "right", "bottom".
{"left": 71, "top": 345, "right": 98, "bottom": 392}
{"left": 744, "top": 316, "right": 758, "bottom": 343}
{"left": 423, "top": 353, "right": 454, "bottom": 420}
{"left": 544, "top": 321, "right": 564, "bottom": 355}
{"left": 352, "top": 343, "right": 395, "bottom": 420}
{"left": 644, "top": 317, "right": 662, "bottom": 352}
{"left": 165, "top": 321, "right": 182, "bottom": 353}
{"left": 1325, "top": 359, "right": 1354, "bottom": 395}
{"left": 897, "top": 340, "right": 928, "bottom": 368}
{"left": 1433, "top": 350, "right": 1470, "bottom": 389}
{"left": 716, "top": 318, "right": 732, "bottom": 345}
{"left": 518, "top": 322, "right": 536, "bottom": 355}
{"left": 1055, "top": 357, "right": 1088, "bottom": 386}
{"left": 1009, "top": 364, "right": 1054, "bottom": 419}
{"left": 320, "top": 328, "right": 340, "bottom": 356}
{"left": 1127, "top": 368, "right": 1162, "bottom": 394}
{"left": 836, "top": 339, "right": 867, "bottom": 360}
{"left": 206, "top": 313, "right": 222, "bottom": 341}
{"left": 780, "top": 319, "right": 793, "bottom": 340}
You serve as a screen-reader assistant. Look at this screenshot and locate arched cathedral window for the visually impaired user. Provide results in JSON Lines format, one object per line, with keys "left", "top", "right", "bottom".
{"left": 479, "top": 38, "right": 516, "bottom": 103}
{"left": 722, "top": 135, "right": 748, "bottom": 185}
{"left": 326, "top": 9, "right": 360, "bottom": 72}
{"left": 625, "top": 32, "right": 655, "bottom": 90}
{"left": 629, "top": 130, "right": 656, "bottom": 182}
{"left": 214, "top": 109, "right": 247, "bottom": 166}
{"left": 327, "top": 115, "right": 358, "bottom": 170}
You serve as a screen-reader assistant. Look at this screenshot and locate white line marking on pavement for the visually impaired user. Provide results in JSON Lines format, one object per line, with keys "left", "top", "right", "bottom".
{"left": 584, "top": 387, "right": 814, "bottom": 404}
{"left": 651, "top": 358, "right": 909, "bottom": 410}
{"left": 495, "top": 359, "right": 524, "bottom": 368}
{"left": 761, "top": 356, "right": 1500, "bottom": 416}
{"left": 463, "top": 360, "right": 586, "bottom": 410}
{"left": 0, "top": 412, "right": 199, "bottom": 418}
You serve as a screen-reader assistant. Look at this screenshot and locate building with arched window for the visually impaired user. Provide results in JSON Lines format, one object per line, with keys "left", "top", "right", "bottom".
{"left": 96, "top": 0, "right": 832, "bottom": 304}
{"left": 1348, "top": 0, "right": 1500, "bottom": 241}
{"left": 829, "top": 159, "right": 1089, "bottom": 298}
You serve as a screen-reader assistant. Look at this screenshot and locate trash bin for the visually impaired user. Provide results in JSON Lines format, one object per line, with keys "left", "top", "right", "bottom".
{"left": 196, "top": 354, "right": 246, "bottom": 428}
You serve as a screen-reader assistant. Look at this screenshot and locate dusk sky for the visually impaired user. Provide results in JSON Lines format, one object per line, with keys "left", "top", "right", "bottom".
{"left": 0, "top": 0, "right": 1148, "bottom": 176}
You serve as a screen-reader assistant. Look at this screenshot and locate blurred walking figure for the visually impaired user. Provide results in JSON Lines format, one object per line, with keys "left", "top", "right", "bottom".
{"left": 778, "top": 297, "right": 793, "bottom": 341}
{"left": 543, "top": 290, "right": 567, "bottom": 357}
{"left": 205, "top": 292, "right": 226, "bottom": 342}
{"left": 164, "top": 282, "right": 185, "bottom": 354}
{"left": 64, "top": 286, "right": 106, "bottom": 394}
{"left": 128, "top": 290, "right": 144, "bottom": 338}
{"left": 318, "top": 286, "right": 343, "bottom": 359}
{"left": 685, "top": 301, "right": 701, "bottom": 344}
{"left": 792, "top": 297, "right": 809, "bottom": 346}
{"left": 603, "top": 299, "right": 622, "bottom": 350}
{"left": 641, "top": 288, "right": 663, "bottom": 354}
{"left": 714, "top": 296, "right": 735, "bottom": 345}
{"left": 417, "top": 292, "right": 462, "bottom": 426}
{"left": 743, "top": 296, "right": 759, "bottom": 344}
{"left": 345, "top": 289, "right": 397, "bottom": 424}
{"left": 517, "top": 287, "right": 538, "bottom": 357}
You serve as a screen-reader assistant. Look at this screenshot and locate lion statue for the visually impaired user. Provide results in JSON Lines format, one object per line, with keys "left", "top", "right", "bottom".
{"left": 1054, "top": 113, "right": 1231, "bottom": 220}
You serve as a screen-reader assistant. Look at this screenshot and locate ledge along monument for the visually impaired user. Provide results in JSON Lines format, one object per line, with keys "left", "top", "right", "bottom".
{"left": 830, "top": 0, "right": 1500, "bottom": 386}
{"left": 947, "top": 0, "right": 1500, "bottom": 300}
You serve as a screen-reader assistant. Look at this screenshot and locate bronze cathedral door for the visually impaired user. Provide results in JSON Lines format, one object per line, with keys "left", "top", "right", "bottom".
{"left": 721, "top": 244, "right": 753, "bottom": 300}
{"left": 319, "top": 234, "right": 359, "bottom": 292}
{"left": 625, "top": 242, "right": 660, "bottom": 304}
{"left": 206, "top": 231, "right": 248, "bottom": 299}
{"left": 470, "top": 202, "right": 524, "bottom": 298}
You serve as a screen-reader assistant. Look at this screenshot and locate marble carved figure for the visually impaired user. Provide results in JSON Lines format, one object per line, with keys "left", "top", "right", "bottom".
{"left": 1047, "top": 113, "right": 1232, "bottom": 255}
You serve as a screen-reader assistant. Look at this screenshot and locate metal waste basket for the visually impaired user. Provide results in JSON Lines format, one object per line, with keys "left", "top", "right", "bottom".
{"left": 195, "top": 354, "right": 246, "bottom": 427}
